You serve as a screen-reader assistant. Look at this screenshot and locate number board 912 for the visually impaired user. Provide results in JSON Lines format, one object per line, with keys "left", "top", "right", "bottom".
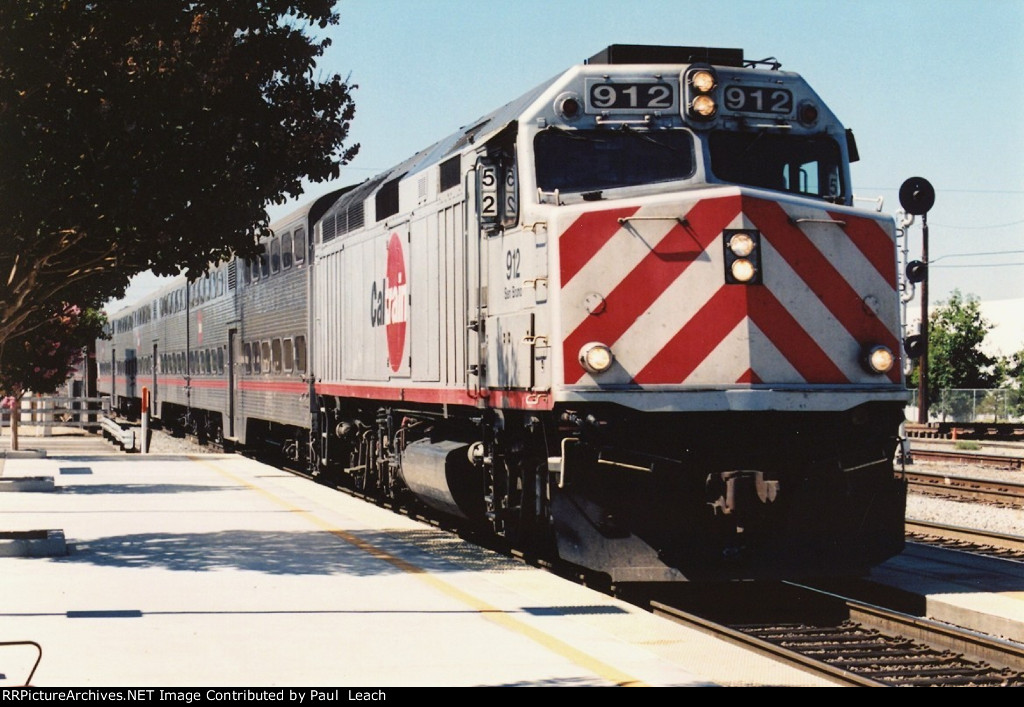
{"left": 585, "top": 80, "right": 677, "bottom": 113}
{"left": 723, "top": 85, "right": 793, "bottom": 115}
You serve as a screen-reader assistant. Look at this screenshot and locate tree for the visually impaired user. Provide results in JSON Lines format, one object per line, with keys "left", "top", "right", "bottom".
{"left": 0, "top": 302, "right": 108, "bottom": 450}
{"left": 0, "top": 1, "right": 358, "bottom": 346}
{"left": 910, "top": 290, "right": 997, "bottom": 419}
{"left": 998, "top": 347, "right": 1024, "bottom": 419}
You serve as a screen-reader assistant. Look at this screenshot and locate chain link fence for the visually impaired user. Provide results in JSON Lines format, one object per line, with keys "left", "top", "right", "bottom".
{"left": 908, "top": 388, "right": 1024, "bottom": 423}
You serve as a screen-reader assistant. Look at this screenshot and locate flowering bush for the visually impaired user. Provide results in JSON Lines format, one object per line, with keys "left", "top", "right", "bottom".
{"left": 0, "top": 304, "right": 107, "bottom": 399}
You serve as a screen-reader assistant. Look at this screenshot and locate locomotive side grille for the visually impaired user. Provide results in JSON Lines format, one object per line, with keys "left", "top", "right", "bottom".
{"left": 322, "top": 213, "right": 337, "bottom": 243}
{"left": 227, "top": 260, "right": 237, "bottom": 291}
{"left": 344, "top": 202, "right": 364, "bottom": 233}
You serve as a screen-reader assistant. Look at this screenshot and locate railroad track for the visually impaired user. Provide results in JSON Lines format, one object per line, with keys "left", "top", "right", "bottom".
{"left": 906, "top": 519, "right": 1024, "bottom": 561}
{"left": 906, "top": 470, "right": 1024, "bottom": 507}
{"left": 649, "top": 583, "right": 1024, "bottom": 687}
{"left": 909, "top": 448, "right": 1023, "bottom": 469}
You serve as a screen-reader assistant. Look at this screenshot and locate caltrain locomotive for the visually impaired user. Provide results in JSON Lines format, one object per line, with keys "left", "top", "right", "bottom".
{"left": 98, "top": 45, "right": 910, "bottom": 582}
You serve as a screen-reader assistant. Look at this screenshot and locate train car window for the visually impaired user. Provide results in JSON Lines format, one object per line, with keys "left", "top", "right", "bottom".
{"left": 295, "top": 336, "right": 307, "bottom": 373}
{"left": 260, "top": 248, "right": 270, "bottom": 279}
{"left": 250, "top": 257, "right": 260, "bottom": 282}
{"left": 243, "top": 344, "right": 252, "bottom": 374}
{"left": 217, "top": 346, "right": 225, "bottom": 374}
{"left": 261, "top": 342, "right": 272, "bottom": 373}
{"left": 281, "top": 232, "right": 293, "bottom": 269}
{"left": 271, "top": 239, "right": 281, "bottom": 274}
{"left": 271, "top": 339, "right": 282, "bottom": 373}
{"left": 534, "top": 128, "right": 695, "bottom": 194}
{"left": 293, "top": 228, "right": 306, "bottom": 266}
{"left": 252, "top": 342, "right": 261, "bottom": 374}
{"left": 708, "top": 132, "right": 844, "bottom": 201}
{"left": 283, "top": 338, "right": 294, "bottom": 372}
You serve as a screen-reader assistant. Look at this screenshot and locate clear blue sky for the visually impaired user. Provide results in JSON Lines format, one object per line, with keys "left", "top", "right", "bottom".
{"left": 123, "top": 0, "right": 1024, "bottom": 315}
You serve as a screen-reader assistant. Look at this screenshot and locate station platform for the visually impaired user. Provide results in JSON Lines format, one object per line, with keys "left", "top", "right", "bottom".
{"left": 859, "top": 541, "right": 1024, "bottom": 646}
{"left": 0, "top": 431, "right": 835, "bottom": 688}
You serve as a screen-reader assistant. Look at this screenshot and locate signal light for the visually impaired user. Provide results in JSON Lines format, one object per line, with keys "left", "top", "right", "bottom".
{"left": 903, "top": 335, "right": 925, "bottom": 359}
{"left": 798, "top": 101, "right": 819, "bottom": 126}
{"left": 555, "top": 92, "right": 583, "bottom": 121}
{"left": 905, "top": 260, "right": 927, "bottom": 283}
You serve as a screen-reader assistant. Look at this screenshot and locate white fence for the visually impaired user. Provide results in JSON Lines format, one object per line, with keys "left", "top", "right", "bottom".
{"left": 1, "top": 395, "right": 110, "bottom": 435}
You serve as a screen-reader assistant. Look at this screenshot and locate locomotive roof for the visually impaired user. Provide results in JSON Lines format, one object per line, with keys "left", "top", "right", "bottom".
{"left": 334, "top": 77, "right": 555, "bottom": 199}
{"left": 324, "top": 45, "right": 753, "bottom": 222}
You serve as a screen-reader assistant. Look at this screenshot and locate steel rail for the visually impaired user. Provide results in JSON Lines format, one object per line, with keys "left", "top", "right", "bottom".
{"left": 650, "top": 601, "right": 886, "bottom": 686}
{"left": 909, "top": 448, "right": 1023, "bottom": 469}
{"left": 906, "top": 519, "right": 1024, "bottom": 556}
{"left": 906, "top": 470, "right": 1024, "bottom": 506}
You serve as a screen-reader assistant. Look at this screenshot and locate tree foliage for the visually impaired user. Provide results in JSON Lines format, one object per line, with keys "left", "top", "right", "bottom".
{"left": 910, "top": 290, "right": 997, "bottom": 405}
{"left": 0, "top": 1, "right": 358, "bottom": 344}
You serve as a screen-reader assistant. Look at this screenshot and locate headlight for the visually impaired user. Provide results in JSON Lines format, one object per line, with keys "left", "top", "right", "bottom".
{"left": 730, "top": 259, "right": 757, "bottom": 283}
{"left": 864, "top": 345, "right": 895, "bottom": 374}
{"left": 690, "top": 69, "right": 717, "bottom": 93}
{"left": 579, "top": 342, "right": 614, "bottom": 374}
{"left": 684, "top": 65, "right": 719, "bottom": 125}
{"left": 691, "top": 94, "right": 717, "bottom": 118}
{"left": 723, "top": 229, "right": 762, "bottom": 285}
{"left": 727, "top": 232, "right": 756, "bottom": 257}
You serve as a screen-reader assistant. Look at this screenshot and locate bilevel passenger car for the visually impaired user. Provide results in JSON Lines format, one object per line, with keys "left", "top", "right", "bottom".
{"left": 99, "top": 45, "right": 911, "bottom": 582}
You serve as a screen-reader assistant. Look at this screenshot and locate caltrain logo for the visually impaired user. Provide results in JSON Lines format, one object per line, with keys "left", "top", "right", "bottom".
{"left": 370, "top": 232, "right": 408, "bottom": 372}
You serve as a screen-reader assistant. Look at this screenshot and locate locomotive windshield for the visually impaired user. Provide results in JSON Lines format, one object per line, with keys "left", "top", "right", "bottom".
{"left": 534, "top": 128, "right": 695, "bottom": 194}
{"left": 709, "top": 131, "right": 844, "bottom": 202}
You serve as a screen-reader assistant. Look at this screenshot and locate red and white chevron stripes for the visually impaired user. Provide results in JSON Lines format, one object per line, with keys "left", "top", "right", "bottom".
{"left": 558, "top": 193, "right": 901, "bottom": 387}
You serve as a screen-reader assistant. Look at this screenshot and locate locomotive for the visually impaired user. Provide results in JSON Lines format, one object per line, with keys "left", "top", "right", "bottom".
{"left": 99, "top": 45, "right": 910, "bottom": 582}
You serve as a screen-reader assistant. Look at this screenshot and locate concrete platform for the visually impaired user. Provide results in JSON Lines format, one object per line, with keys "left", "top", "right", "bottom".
{"left": 862, "top": 542, "right": 1024, "bottom": 645}
{"left": 0, "top": 449, "right": 837, "bottom": 688}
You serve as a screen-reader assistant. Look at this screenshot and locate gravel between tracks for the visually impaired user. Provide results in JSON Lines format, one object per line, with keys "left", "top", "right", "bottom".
{"left": 903, "top": 453, "right": 1024, "bottom": 536}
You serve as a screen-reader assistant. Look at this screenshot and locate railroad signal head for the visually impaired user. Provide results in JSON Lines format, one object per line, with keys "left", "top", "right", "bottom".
{"left": 899, "top": 177, "right": 935, "bottom": 216}
{"left": 903, "top": 334, "right": 925, "bottom": 359}
{"left": 905, "top": 260, "right": 927, "bottom": 284}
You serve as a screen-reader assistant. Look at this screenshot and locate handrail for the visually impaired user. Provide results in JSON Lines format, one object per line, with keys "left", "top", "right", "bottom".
{"left": 0, "top": 640, "right": 42, "bottom": 686}
{"left": 100, "top": 416, "right": 137, "bottom": 452}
